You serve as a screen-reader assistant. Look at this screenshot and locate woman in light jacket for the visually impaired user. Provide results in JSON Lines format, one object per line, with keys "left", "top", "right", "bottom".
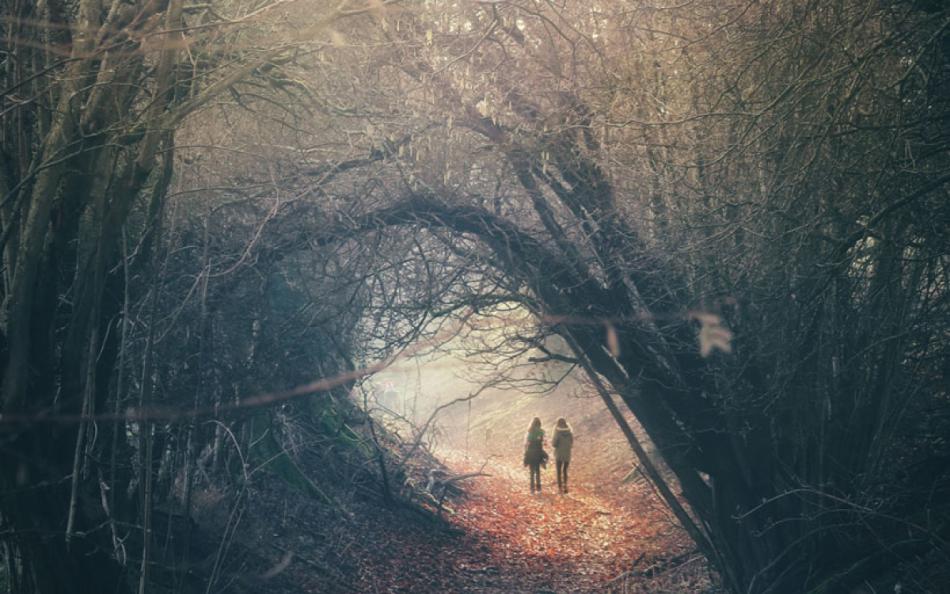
{"left": 552, "top": 418, "right": 574, "bottom": 493}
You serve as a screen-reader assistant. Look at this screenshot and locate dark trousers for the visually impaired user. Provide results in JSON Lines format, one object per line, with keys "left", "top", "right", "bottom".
{"left": 529, "top": 463, "right": 541, "bottom": 492}
{"left": 556, "top": 460, "right": 570, "bottom": 492}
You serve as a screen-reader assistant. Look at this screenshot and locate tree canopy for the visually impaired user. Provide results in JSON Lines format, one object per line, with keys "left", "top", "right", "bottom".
{"left": 2, "top": 1, "right": 948, "bottom": 592}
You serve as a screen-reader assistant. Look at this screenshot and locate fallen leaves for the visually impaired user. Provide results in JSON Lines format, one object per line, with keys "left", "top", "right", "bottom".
{"left": 395, "top": 451, "right": 696, "bottom": 592}
{"left": 328, "top": 448, "right": 705, "bottom": 593}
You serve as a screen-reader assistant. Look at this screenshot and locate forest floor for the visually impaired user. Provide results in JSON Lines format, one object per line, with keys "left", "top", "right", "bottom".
{"left": 235, "top": 389, "right": 720, "bottom": 593}
{"left": 343, "top": 448, "right": 716, "bottom": 594}
{"left": 235, "top": 445, "right": 719, "bottom": 594}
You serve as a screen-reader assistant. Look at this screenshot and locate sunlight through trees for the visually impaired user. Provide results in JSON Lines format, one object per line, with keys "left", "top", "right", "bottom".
{"left": 2, "top": 1, "right": 948, "bottom": 592}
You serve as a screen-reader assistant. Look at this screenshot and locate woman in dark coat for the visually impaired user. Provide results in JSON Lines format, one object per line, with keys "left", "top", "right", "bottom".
{"left": 523, "top": 417, "right": 546, "bottom": 494}
{"left": 552, "top": 417, "right": 574, "bottom": 493}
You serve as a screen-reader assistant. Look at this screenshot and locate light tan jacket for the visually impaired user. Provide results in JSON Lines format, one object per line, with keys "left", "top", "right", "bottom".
{"left": 552, "top": 427, "right": 573, "bottom": 462}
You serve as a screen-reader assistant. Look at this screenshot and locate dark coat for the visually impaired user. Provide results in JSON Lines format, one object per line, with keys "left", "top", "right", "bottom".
{"left": 523, "top": 430, "right": 546, "bottom": 466}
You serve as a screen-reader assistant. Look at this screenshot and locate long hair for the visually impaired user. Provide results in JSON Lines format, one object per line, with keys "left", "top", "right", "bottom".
{"left": 525, "top": 417, "right": 543, "bottom": 444}
{"left": 555, "top": 417, "right": 572, "bottom": 432}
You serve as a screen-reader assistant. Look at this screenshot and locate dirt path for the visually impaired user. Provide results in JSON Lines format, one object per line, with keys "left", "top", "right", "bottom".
{"left": 353, "top": 449, "right": 708, "bottom": 594}
{"left": 444, "top": 450, "right": 697, "bottom": 592}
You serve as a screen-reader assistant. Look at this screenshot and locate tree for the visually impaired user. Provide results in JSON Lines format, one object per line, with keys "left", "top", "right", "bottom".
{"left": 3, "top": 0, "right": 948, "bottom": 592}
{"left": 293, "top": 1, "right": 950, "bottom": 591}
{"left": 0, "top": 1, "right": 386, "bottom": 591}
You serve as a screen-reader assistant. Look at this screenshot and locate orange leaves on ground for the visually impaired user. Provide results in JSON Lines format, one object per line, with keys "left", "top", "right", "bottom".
{"left": 439, "top": 452, "right": 691, "bottom": 590}
{"left": 350, "top": 451, "right": 696, "bottom": 593}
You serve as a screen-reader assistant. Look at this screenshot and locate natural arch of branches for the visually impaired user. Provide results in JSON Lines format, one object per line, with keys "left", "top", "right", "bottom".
{"left": 2, "top": 0, "right": 949, "bottom": 593}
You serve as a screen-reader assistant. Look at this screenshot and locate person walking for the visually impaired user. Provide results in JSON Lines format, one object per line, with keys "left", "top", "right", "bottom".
{"left": 552, "top": 417, "right": 574, "bottom": 494}
{"left": 523, "top": 417, "right": 547, "bottom": 494}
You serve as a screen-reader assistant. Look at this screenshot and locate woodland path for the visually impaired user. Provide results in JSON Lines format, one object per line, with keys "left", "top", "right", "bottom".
{"left": 349, "top": 449, "right": 707, "bottom": 594}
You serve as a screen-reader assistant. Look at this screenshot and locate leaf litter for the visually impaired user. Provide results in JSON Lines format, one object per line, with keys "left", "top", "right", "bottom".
{"left": 348, "top": 449, "right": 719, "bottom": 593}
